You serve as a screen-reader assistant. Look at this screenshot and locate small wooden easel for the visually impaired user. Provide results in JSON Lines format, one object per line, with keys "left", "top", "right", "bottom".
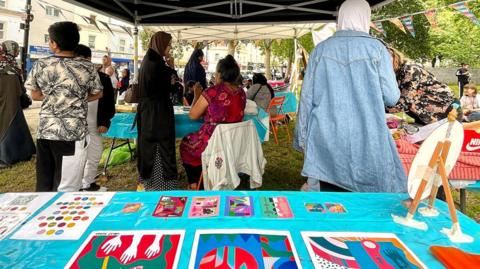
{"left": 393, "top": 109, "right": 474, "bottom": 243}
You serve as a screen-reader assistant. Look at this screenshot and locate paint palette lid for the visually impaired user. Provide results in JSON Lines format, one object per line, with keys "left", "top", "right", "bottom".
{"left": 407, "top": 121, "right": 464, "bottom": 199}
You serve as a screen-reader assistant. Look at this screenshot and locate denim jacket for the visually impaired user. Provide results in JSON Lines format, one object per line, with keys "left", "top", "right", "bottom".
{"left": 294, "top": 30, "right": 407, "bottom": 193}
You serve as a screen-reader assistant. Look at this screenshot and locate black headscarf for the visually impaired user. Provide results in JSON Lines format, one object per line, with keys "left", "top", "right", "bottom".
{"left": 253, "top": 73, "right": 274, "bottom": 98}
{"left": 183, "top": 49, "right": 207, "bottom": 89}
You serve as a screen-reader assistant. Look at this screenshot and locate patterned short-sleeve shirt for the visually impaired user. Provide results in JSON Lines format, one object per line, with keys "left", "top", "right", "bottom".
{"left": 25, "top": 56, "right": 103, "bottom": 141}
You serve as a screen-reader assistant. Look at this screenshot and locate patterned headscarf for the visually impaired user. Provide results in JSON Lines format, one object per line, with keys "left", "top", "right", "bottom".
{"left": 0, "top": 41, "right": 21, "bottom": 75}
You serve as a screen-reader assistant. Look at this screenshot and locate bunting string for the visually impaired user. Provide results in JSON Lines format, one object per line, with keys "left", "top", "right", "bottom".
{"left": 371, "top": 0, "right": 479, "bottom": 38}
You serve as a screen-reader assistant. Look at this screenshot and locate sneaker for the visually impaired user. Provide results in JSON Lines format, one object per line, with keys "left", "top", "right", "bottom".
{"left": 81, "top": 183, "right": 102, "bottom": 192}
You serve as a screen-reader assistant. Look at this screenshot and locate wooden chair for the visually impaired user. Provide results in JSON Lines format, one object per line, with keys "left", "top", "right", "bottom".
{"left": 266, "top": 96, "right": 291, "bottom": 144}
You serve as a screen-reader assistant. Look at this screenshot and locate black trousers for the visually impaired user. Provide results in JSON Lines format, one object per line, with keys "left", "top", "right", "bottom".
{"left": 36, "top": 139, "right": 75, "bottom": 192}
{"left": 319, "top": 181, "right": 350, "bottom": 192}
{"left": 459, "top": 81, "right": 466, "bottom": 97}
{"left": 183, "top": 164, "right": 203, "bottom": 189}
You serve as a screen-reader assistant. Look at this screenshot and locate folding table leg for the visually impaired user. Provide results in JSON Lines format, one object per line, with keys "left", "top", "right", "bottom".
{"left": 103, "top": 138, "right": 116, "bottom": 175}
{"left": 460, "top": 189, "right": 467, "bottom": 214}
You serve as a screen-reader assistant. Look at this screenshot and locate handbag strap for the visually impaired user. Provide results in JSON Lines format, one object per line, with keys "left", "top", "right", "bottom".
{"left": 252, "top": 85, "right": 263, "bottom": 101}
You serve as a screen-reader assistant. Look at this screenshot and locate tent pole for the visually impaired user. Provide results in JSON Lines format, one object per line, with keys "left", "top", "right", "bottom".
{"left": 22, "top": 0, "right": 32, "bottom": 78}
{"left": 133, "top": 11, "right": 139, "bottom": 82}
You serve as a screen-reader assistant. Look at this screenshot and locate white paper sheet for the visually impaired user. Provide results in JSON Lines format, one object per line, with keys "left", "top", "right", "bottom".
{"left": 11, "top": 192, "right": 114, "bottom": 240}
{"left": 0, "top": 192, "right": 57, "bottom": 240}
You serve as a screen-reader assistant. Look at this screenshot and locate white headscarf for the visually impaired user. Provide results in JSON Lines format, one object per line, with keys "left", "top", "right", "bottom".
{"left": 337, "top": 0, "right": 372, "bottom": 33}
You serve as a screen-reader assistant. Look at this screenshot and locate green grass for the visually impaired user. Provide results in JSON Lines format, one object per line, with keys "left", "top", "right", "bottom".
{"left": 0, "top": 122, "right": 479, "bottom": 222}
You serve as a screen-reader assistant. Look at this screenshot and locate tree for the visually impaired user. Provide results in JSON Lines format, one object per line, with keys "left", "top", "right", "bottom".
{"left": 139, "top": 28, "right": 187, "bottom": 64}
{"left": 372, "top": 0, "right": 480, "bottom": 66}
{"left": 257, "top": 39, "right": 274, "bottom": 79}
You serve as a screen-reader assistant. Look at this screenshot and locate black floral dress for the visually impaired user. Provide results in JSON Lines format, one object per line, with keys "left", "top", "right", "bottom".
{"left": 387, "top": 63, "right": 455, "bottom": 125}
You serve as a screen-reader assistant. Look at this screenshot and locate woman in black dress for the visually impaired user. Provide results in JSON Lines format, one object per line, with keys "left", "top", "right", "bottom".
{"left": 136, "top": 31, "right": 178, "bottom": 190}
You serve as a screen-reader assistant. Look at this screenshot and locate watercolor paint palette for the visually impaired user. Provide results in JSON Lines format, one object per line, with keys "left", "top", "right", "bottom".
{"left": 12, "top": 192, "right": 114, "bottom": 240}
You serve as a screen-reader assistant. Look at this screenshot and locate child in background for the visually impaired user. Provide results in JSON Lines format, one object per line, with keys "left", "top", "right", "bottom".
{"left": 61, "top": 44, "right": 115, "bottom": 191}
{"left": 26, "top": 22, "right": 103, "bottom": 191}
{"left": 460, "top": 84, "right": 480, "bottom": 122}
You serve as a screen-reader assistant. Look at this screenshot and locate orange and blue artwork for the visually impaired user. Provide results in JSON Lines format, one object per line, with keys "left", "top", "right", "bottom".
{"left": 189, "top": 229, "right": 302, "bottom": 269}
{"left": 301, "top": 232, "right": 426, "bottom": 269}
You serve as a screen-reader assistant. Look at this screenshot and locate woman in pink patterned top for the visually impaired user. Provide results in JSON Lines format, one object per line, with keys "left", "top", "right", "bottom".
{"left": 180, "top": 55, "right": 246, "bottom": 189}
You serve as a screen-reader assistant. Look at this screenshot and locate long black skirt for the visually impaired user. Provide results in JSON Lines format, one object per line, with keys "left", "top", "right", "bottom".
{"left": 0, "top": 107, "right": 36, "bottom": 165}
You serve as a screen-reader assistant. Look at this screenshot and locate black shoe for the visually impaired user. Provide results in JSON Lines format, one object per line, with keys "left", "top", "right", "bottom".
{"left": 81, "top": 183, "right": 101, "bottom": 191}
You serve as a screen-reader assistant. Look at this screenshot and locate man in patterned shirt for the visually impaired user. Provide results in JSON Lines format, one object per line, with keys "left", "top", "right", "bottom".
{"left": 25, "top": 22, "right": 103, "bottom": 191}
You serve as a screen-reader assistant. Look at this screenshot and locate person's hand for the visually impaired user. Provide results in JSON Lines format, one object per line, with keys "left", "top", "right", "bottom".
{"left": 98, "top": 126, "right": 108, "bottom": 134}
{"left": 101, "top": 236, "right": 122, "bottom": 254}
{"left": 166, "top": 57, "right": 174, "bottom": 69}
{"left": 171, "top": 76, "right": 176, "bottom": 85}
{"left": 193, "top": 82, "right": 203, "bottom": 96}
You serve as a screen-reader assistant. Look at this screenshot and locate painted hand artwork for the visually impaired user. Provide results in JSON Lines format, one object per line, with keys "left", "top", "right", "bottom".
{"left": 188, "top": 196, "right": 220, "bottom": 218}
{"left": 189, "top": 229, "right": 302, "bottom": 269}
{"left": 225, "top": 196, "right": 254, "bottom": 217}
{"left": 65, "top": 230, "right": 185, "bottom": 269}
{"left": 152, "top": 196, "right": 187, "bottom": 217}
{"left": 260, "top": 196, "right": 293, "bottom": 218}
{"left": 301, "top": 232, "right": 426, "bottom": 269}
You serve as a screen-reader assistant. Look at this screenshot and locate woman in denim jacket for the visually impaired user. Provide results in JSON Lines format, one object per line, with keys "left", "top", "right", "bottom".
{"left": 294, "top": 0, "right": 406, "bottom": 193}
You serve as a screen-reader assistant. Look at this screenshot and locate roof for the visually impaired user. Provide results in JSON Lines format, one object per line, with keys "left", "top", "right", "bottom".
{"left": 64, "top": 0, "right": 394, "bottom": 26}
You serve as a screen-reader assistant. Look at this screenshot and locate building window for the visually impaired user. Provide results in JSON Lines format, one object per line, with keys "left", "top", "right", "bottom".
{"left": 119, "top": 39, "right": 126, "bottom": 52}
{"left": 0, "top": 0, "right": 6, "bottom": 8}
{"left": 88, "top": 35, "right": 96, "bottom": 49}
{"left": 44, "top": 34, "right": 49, "bottom": 44}
{"left": 46, "top": 6, "right": 61, "bottom": 17}
{"left": 0, "top": 22, "right": 4, "bottom": 40}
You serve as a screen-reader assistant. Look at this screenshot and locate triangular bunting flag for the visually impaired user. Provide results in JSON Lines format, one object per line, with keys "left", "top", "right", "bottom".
{"left": 449, "top": 2, "right": 480, "bottom": 26}
{"left": 400, "top": 16, "right": 416, "bottom": 37}
{"left": 120, "top": 26, "right": 133, "bottom": 37}
{"left": 89, "top": 16, "right": 103, "bottom": 33}
{"left": 424, "top": 9, "right": 439, "bottom": 28}
{"left": 99, "top": 21, "right": 115, "bottom": 36}
{"left": 389, "top": 18, "right": 407, "bottom": 34}
{"left": 371, "top": 22, "right": 386, "bottom": 36}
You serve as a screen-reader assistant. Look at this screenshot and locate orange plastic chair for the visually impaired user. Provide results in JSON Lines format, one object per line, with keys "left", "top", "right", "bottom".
{"left": 266, "top": 96, "right": 291, "bottom": 144}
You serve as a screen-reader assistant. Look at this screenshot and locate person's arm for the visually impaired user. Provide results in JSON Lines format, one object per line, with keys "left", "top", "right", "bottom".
{"left": 24, "top": 62, "right": 43, "bottom": 100}
{"left": 30, "top": 89, "right": 44, "bottom": 101}
{"left": 378, "top": 46, "right": 400, "bottom": 107}
{"left": 293, "top": 47, "right": 318, "bottom": 152}
{"left": 87, "top": 67, "right": 104, "bottom": 102}
{"left": 189, "top": 83, "right": 209, "bottom": 120}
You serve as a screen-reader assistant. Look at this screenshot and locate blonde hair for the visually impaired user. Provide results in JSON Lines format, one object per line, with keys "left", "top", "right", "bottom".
{"left": 388, "top": 47, "right": 407, "bottom": 74}
{"left": 464, "top": 84, "right": 477, "bottom": 96}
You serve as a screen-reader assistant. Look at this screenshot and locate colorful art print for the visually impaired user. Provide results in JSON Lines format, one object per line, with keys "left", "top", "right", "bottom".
{"left": 64, "top": 230, "right": 185, "bottom": 269}
{"left": 0, "top": 192, "right": 56, "bottom": 213}
{"left": 325, "top": 202, "right": 347, "bottom": 213}
{"left": 122, "top": 203, "right": 143, "bottom": 213}
{"left": 189, "top": 229, "right": 302, "bottom": 269}
{"left": 259, "top": 196, "right": 293, "bottom": 218}
{"left": 225, "top": 196, "right": 254, "bottom": 217}
{"left": 188, "top": 196, "right": 220, "bottom": 218}
{"left": 11, "top": 192, "right": 114, "bottom": 240}
{"left": 0, "top": 213, "right": 28, "bottom": 240}
{"left": 301, "top": 232, "right": 426, "bottom": 269}
{"left": 304, "top": 203, "right": 326, "bottom": 213}
{"left": 152, "top": 196, "right": 187, "bottom": 217}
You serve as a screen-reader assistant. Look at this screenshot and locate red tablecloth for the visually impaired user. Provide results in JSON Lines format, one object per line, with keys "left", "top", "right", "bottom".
{"left": 396, "top": 139, "right": 480, "bottom": 180}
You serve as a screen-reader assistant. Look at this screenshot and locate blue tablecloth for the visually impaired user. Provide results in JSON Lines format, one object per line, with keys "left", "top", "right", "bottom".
{"left": 275, "top": 91, "right": 297, "bottom": 113}
{"left": 104, "top": 110, "right": 269, "bottom": 142}
{"left": 1, "top": 191, "right": 479, "bottom": 268}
